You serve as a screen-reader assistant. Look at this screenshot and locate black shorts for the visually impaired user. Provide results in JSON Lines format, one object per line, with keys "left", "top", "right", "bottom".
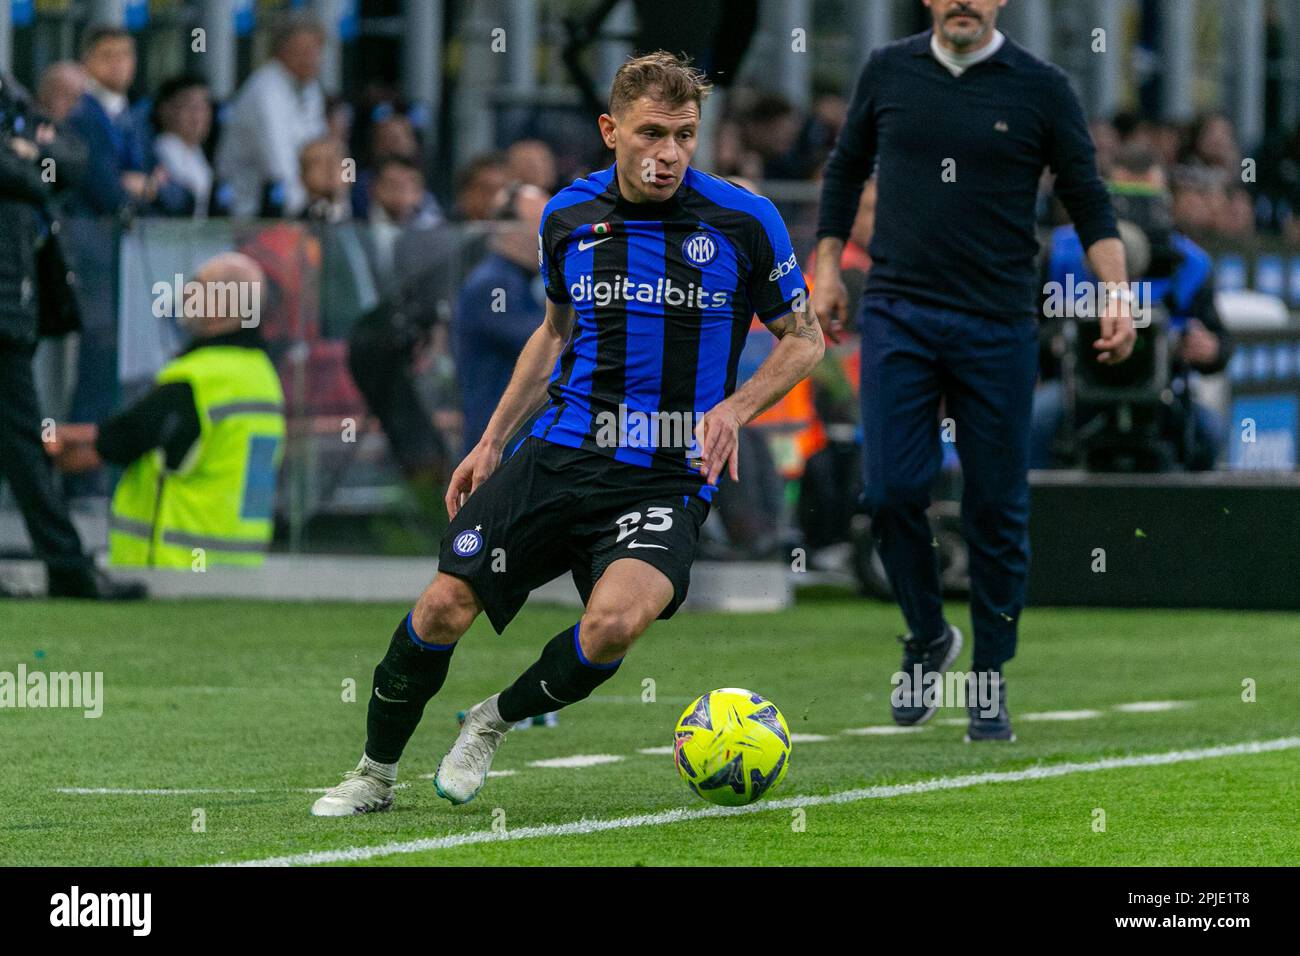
{"left": 437, "top": 436, "right": 712, "bottom": 633}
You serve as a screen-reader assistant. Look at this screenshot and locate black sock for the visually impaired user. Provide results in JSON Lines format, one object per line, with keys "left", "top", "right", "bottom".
{"left": 497, "top": 623, "right": 621, "bottom": 723}
{"left": 364, "top": 612, "right": 457, "bottom": 765}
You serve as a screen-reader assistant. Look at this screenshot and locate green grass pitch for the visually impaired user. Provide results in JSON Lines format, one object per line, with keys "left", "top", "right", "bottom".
{"left": 1, "top": 596, "right": 1296, "bottom": 866}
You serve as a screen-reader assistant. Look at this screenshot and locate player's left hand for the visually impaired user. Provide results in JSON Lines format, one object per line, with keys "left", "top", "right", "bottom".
{"left": 694, "top": 401, "right": 743, "bottom": 485}
{"left": 1094, "top": 296, "right": 1136, "bottom": 365}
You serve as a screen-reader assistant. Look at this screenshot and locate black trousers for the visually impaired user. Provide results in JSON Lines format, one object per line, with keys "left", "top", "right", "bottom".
{"left": 0, "top": 342, "right": 91, "bottom": 573}
{"left": 347, "top": 317, "right": 448, "bottom": 480}
{"left": 860, "top": 296, "right": 1039, "bottom": 672}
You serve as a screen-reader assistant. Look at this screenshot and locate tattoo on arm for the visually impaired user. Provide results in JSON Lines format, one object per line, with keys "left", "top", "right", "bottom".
{"left": 771, "top": 309, "right": 822, "bottom": 346}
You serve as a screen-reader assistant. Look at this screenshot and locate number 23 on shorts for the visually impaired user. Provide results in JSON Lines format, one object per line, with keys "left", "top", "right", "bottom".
{"left": 615, "top": 506, "right": 674, "bottom": 549}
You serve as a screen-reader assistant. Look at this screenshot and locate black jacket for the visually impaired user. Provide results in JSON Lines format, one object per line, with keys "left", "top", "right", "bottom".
{"left": 0, "top": 110, "right": 87, "bottom": 348}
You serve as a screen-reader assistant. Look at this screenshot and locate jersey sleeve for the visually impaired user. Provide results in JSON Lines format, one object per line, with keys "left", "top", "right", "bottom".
{"left": 747, "top": 197, "right": 807, "bottom": 323}
{"left": 539, "top": 207, "right": 570, "bottom": 304}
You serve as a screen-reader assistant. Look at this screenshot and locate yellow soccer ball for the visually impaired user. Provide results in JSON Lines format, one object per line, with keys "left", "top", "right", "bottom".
{"left": 673, "top": 688, "right": 791, "bottom": 806}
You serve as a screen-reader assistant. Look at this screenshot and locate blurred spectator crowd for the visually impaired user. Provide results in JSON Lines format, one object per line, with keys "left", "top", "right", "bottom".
{"left": 9, "top": 12, "right": 1300, "bottom": 564}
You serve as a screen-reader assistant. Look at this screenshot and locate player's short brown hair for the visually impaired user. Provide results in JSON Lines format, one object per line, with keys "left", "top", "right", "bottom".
{"left": 608, "top": 51, "right": 712, "bottom": 117}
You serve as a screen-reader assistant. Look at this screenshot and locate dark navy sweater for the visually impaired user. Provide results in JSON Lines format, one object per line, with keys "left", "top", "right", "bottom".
{"left": 817, "top": 30, "right": 1118, "bottom": 320}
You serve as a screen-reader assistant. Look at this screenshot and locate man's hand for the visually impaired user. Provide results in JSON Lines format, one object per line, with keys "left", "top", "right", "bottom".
{"left": 42, "top": 423, "right": 101, "bottom": 473}
{"left": 8, "top": 136, "right": 39, "bottom": 161}
{"left": 121, "top": 171, "right": 149, "bottom": 198}
{"left": 1094, "top": 293, "right": 1136, "bottom": 365}
{"left": 147, "top": 166, "right": 169, "bottom": 200}
{"left": 1180, "top": 319, "right": 1220, "bottom": 367}
{"left": 693, "top": 400, "right": 744, "bottom": 485}
{"left": 444, "top": 439, "right": 503, "bottom": 520}
{"left": 811, "top": 237, "right": 848, "bottom": 343}
{"left": 1084, "top": 238, "right": 1135, "bottom": 365}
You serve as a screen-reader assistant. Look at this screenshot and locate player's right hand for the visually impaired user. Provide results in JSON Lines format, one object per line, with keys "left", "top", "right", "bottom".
{"left": 811, "top": 273, "right": 848, "bottom": 344}
{"left": 444, "top": 441, "right": 503, "bottom": 520}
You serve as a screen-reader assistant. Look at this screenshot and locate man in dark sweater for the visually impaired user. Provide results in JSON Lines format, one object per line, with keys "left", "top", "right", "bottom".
{"left": 812, "top": 0, "right": 1135, "bottom": 741}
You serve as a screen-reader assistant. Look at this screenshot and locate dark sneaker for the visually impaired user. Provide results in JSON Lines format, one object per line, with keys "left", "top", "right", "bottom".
{"left": 47, "top": 567, "right": 147, "bottom": 601}
{"left": 965, "top": 672, "right": 1015, "bottom": 741}
{"left": 890, "top": 624, "right": 964, "bottom": 726}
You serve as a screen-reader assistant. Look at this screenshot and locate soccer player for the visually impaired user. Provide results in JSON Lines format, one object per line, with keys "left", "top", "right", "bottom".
{"left": 312, "top": 52, "right": 824, "bottom": 815}
{"left": 812, "top": 0, "right": 1135, "bottom": 740}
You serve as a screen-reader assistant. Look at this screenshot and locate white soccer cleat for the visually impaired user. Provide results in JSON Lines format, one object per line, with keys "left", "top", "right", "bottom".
{"left": 434, "top": 694, "right": 511, "bottom": 805}
{"left": 311, "top": 755, "right": 397, "bottom": 817}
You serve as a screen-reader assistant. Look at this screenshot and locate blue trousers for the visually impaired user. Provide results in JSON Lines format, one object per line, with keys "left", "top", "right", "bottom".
{"left": 860, "top": 295, "right": 1039, "bottom": 671}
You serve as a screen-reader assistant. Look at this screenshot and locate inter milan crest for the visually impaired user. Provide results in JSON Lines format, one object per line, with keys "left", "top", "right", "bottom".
{"left": 452, "top": 529, "right": 483, "bottom": 557}
{"left": 682, "top": 231, "right": 717, "bottom": 267}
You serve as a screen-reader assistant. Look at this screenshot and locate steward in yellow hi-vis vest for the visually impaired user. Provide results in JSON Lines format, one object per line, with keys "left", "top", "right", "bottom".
{"left": 99, "top": 253, "right": 285, "bottom": 568}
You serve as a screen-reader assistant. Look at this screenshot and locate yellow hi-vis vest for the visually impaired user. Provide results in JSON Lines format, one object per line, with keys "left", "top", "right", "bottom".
{"left": 109, "top": 344, "right": 285, "bottom": 569}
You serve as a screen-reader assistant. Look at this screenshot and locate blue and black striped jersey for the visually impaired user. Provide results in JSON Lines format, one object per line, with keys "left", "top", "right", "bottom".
{"left": 530, "top": 164, "right": 806, "bottom": 492}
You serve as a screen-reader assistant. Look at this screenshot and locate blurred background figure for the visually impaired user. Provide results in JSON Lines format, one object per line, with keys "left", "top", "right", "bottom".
{"left": 737, "top": 92, "right": 807, "bottom": 180}
{"left": 63, "top": 25, "right": 171, "bottom": 451}
{"left": 506, "top": 139, "right": 558, "bottom": 193}
{"left": 363, "top": 156, "right": 440, "bottom": 297}
{"left": 1181, "top": 111, "right": 1242, "bottom": 175}
{"left": 1089, "top": 119, "right": 1121, "bottom": 178}
{"left": 324, "top": 93, "right": 353, "bottom": 146}
{"left": 0, "top": 72, "right": 140, "bottom": 599}
{"left": 1033, "top": 146, "right": 1233, "bottom": 472}
{"left": 65, "top": 26, "right": 162, "bottom": 216}
{"left": 35, "top": 62, "right": 85, "bottom": 125}
{"left": 452, "top": 183, "right": 549, "bottom": 455}
{"left": 215, "top": 13, "right": 326, "bottom": 217}
{"left": 48, "top": 253, "right": 285, "bottom": 569}
{"left": 351, "top": 112, "right": 440, "bottom": 222}
{"left": 300, "top": 136, "right": 352, "bottom": 223}
{"left": 1170, "top": 165, "right": 1229, "bottom": 241}
{"left": 453, "top": 151, "right": 510, "bottom": 223}
{"left": 150, "top": 74, "right": 214, "bottom": 218}
{"left": 346, "top": 157, "right": 466, "bottom": 504}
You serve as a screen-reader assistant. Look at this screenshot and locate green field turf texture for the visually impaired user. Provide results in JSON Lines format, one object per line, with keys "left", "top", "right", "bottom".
{"left": 1, "top": 598, "right": 1296, "bottom": 866}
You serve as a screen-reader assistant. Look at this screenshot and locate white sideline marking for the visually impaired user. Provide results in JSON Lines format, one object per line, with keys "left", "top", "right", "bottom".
{"left": 58, "top": 784, "right": 412, "bottom": 796}
{"left": 528, "top": 754, "right": 624, "bottom": 769}
{"left": 635, "top": 738, "right": 833, "bottom": 754}
{"left": 589, "top": 695, "right": 695, "bottom": 705}
{"left": 56, "top": 787, "right": 260, "bottom": 796}
{"left": 215, "top": 737, "right": 1300, "bottom": 867}
{"left": 1020, "top": 710, "right": 1104, "bottom": 722}
{"left": 1114, "top": 700, "right": 1191, "bottom": 713}
{"left": 58, "top": 698, "right": 1199, "bottom": 801}
{"left": 841, "top": 725, "right": 928, "bottom": 735}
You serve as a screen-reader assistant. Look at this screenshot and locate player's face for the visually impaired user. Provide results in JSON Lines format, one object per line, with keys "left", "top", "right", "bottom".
{"left": 924, "top": 0, "right": 1007, "bottom": 50}
{"left": 601, "top": 96, "right": 700, "bottom": 203}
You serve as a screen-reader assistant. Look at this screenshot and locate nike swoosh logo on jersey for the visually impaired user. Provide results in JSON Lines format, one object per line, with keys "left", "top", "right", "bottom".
{"left": 540, "top": 680, "right": 572, "bottom": 704}
{"left": 374, "top": 688, "right": 408, "bottom": 704}
{"left": 577, "top": 236, "right": 613, "bottom": 252}
{"left": 627, "top": 540, "right": 669, "bottom": 550}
